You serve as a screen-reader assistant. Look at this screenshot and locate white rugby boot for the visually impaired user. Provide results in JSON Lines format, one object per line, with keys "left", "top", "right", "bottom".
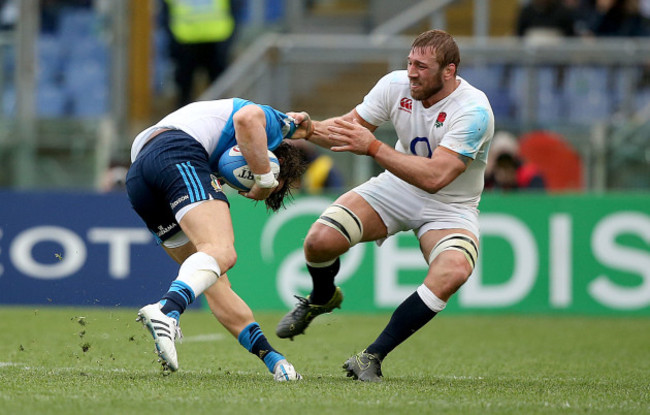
{"left": 136, "top": 303, "right": 183, "bottom": 372}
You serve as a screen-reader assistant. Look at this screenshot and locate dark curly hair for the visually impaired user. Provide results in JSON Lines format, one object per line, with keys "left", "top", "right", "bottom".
{"left": 265, "top": 141, "right": 308, "bottom": 212}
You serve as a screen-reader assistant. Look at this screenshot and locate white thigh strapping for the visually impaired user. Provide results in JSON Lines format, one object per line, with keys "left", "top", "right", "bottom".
{"left": 427, "top": 233, "right": 479, "bottom": 269}
{"left": 316, "top": 204, "right": 363, "bottom": 246}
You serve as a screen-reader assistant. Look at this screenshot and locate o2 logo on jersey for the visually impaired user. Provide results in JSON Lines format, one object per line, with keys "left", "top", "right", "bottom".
{"left": 410, "top": 137, "right": 432, "bottom": 158}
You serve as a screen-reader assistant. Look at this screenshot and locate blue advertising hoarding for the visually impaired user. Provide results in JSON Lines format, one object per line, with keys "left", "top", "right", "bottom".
{"left": 0, "top": 190, "right": 178, "bottom": 307}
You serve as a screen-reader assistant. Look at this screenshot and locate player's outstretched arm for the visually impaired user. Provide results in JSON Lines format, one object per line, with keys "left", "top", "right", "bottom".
{"left": 287, "top": 109, "right": 377, "bottom": 149}
{"left": 328, "top": 117, "right": 470, "bottom": 194}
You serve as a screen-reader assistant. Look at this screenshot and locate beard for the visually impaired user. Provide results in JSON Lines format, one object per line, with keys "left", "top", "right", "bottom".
{"left": 410, "top": 70, "right": 444, "bottom": 101}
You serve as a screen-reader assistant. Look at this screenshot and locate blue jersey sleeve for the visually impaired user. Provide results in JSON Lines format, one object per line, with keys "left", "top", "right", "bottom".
{"left": 260, "top": 104, "right": 295, "bottom": 150}
{"left": 209, "top": 100, "right": 294, "bottom": 171}
{"left": 210, "top": 98, "right": 252, "bottom": 170}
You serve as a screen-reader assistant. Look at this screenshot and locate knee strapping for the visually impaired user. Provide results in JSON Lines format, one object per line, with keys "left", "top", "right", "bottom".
{"left": 316, "top": 204, "right": 363, "bottom": 246}
{"left": 428, "top": 233, "right": 478, "bottom": 270}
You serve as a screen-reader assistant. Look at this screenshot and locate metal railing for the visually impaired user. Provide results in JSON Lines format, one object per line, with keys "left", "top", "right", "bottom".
{"left": 201, "top": 33, "right": 650, "bottom": 110}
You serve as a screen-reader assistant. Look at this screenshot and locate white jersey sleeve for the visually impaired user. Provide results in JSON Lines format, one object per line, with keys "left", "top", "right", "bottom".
{"left": 355, "top": 72, "right": 402, "bottom": 127}
{"left": 441, "top": 105, "right": 492, "bottom": 161}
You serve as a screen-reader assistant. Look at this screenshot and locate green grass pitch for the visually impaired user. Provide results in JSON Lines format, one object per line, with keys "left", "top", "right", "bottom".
{"left": 0, "top": 306, "right": 648, "bottom": 415}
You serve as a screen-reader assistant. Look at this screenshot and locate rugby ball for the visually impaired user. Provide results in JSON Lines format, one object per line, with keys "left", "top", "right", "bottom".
{"left": 217, "top": 145, "right": 280, "bottom": 192}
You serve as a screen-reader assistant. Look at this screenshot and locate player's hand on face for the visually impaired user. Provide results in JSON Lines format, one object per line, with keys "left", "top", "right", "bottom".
{"left": 328, "top": 118, "right": 375, "bottom": 155}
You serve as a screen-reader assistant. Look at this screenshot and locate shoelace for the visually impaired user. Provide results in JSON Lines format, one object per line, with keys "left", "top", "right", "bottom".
{"left": 359, "top": 352, "right": 383, "bottom": 376}
{"left": 292, "top": 295, "right": 310, "bottom": 310}
{"left": 173, "top": 324, "right": 184, "bottom": 343}
{"left": 155, "top": 317, "right": 184, "bottom": 342}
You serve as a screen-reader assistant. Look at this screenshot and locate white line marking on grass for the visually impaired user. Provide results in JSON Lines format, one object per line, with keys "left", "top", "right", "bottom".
{"left": 2, "top": 364, "right": 225, "bottom": 375}
{"left": 182, "top": 333, "right": 226, "bottom": 343}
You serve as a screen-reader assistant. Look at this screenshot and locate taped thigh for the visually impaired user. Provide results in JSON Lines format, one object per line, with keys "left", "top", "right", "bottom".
{"left": 316, "top": 204, "right": 363, "bottom": 246}
{"left": 428, "top": 233, "right": 478, "bottom": 270}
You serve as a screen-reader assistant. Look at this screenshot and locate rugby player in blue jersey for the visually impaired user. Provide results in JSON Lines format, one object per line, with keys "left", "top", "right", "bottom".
{"left": 126, "top": 98, "right": 312, "bottom": 379}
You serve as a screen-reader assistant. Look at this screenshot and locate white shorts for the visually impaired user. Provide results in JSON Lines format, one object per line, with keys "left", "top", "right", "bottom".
{"left": 352, "top": 172, "right": 480, "bottom": 245}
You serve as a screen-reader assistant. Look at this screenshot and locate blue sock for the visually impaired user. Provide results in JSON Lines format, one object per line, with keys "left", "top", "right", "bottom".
{"left": 238, "top": 322, "right": 284, "bottom": 373}
{"left": 160, "top": 280, "right": 195, "bottom": 321}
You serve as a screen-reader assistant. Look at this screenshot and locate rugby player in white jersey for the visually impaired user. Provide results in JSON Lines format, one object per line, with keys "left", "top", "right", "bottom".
{"left": 279, "top": 29, "right": 495, "bottom": 381}
{"left": 126, "top": 98, "right": 312, "bottom": 380}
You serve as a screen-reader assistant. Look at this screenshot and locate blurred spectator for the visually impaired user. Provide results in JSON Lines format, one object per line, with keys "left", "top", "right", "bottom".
{"left": 485, "top": 131, "right": 519, "bottom": 179}
{"left": 516, "top": 0, "right": 578, "bottom": 42}
{"left": 160, "top": 0, "right": 243, "bottom": 108}
{"left": 642, "top": 0, "right": 650, "bottom": 19}
{"left": 513, "top": 0, "right": 578, "bottom": 102}
{"left": 0, "top": 0, "right": 17, "bottom": 31}
{"left": 485, "top": 131, "right": 546, "bottom": 192}
{"left": 293, "top": 140, "right": 345, "bottom": 195}
{"left": 3, "top": 0, "right": 96, "bottom": 34}
{"left": 582, "top": 0, "right": 650, "bottom": 36}
{"left": 485, "top": 152, "right": 547, "bottom": 191}
{"left": 100, "top": 160, "right": 129, "bottom": 192}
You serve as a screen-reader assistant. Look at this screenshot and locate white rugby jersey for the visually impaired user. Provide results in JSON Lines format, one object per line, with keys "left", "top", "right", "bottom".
{"left": 130, "top": 98, "right": 293, "bottom": 172}
{"left": 356, "top": 70, "right": 495, "bottom": 207}
{"left": 131, "top": 99, "right": 235, "bottom": 162}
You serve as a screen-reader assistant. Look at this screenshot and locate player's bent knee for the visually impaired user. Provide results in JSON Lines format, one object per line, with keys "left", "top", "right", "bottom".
{"left": 303, "top": 231, "right": 346, "bottom": 261}
{"left": 219, "top": 250, "right": 237, "bottom": 273}
{"left": 426, "top": 264, "right": 471, "bottom": 299}
{"left": 428, "top": 233, "right": 478, "bottom": 271}
{"left": 199, "top": 245, "right": 237, "bottom": 274}
{"left": 449, "top": 264, "right": 472, "bottom": 285}
{"left": 315, "top": 204, "right": 363, "bottom": 247}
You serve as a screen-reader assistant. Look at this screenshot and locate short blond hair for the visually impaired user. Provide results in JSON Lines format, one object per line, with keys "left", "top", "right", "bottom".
{"left": 411, "top": 30, "right": 460, "bottom": 72}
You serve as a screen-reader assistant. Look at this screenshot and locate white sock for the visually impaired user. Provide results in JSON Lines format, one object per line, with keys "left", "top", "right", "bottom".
{"left": 416, "top": 284, "right": 447, "bottom": 312}
{"left": 306, "top": 258, "right": 338, "bottom": 268}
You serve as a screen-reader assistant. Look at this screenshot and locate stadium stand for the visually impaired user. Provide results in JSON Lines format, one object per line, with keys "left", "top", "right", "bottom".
{"left": 36, "top": 82, "right": 67, "bottom": 117}
{"left": 459, "top": 64, "right": 512, "bottom": 119}
{"left": 564, "top": 66, "right": 611, "bottom": 123}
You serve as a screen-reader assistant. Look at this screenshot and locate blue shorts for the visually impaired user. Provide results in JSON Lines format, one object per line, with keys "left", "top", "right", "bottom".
{"left": 125, "top": 130, "right": 228, "bottom": 243}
